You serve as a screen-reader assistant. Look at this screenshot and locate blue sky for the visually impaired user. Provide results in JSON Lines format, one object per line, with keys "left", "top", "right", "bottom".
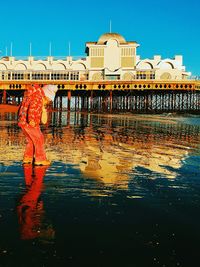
{"left": 0, "top": 0, "right": 199, "bottom": 75}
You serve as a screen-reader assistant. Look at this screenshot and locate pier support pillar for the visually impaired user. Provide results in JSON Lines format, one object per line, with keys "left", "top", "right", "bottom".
{"left": 59, "top": 96, "right": 63, "bottom": 110}
{"left": 17, "top": 96, "right": 21, "bottom": 105}
{"left": 110, "top": 90, "right": 113, "bottom": 112}
{"left": 77, "top": 95, "right": 80, "bottom": 111}
{"left": 3, "top": 90, "right": 7, "bottom": 104}
{"left": 90, "top": 91, "right": 93, "bottom": 112}
{"left": 53, "top": 96, "right": 58, "bottom": 110}
{"left": 67, "top": 90, "right": 71, "bottom": 112}
{"left": 67, "top": 111, "right": 70, "bottom": 127}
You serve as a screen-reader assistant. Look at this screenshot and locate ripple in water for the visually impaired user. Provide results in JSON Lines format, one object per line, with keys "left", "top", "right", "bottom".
{"left": 1, "top": 112, "right": 200, "bottom": 266}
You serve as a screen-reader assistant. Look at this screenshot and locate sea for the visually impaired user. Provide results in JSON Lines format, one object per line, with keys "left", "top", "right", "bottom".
{"left": 0, "top": 111, "right": 200, "bottom": 267}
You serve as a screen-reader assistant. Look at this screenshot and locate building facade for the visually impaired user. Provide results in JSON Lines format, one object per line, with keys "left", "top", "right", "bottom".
{"left": 0, "top": 32, "right": 190, "bottom": 82}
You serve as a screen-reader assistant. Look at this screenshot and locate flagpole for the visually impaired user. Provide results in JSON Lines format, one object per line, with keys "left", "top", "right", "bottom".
{"left": 29, "top": 42, "right": 32, "bottom": 57}
{"left": 10, "top": 42, "right": 13, "bottom": 57}
{"left": 49, "top": 42, "right": 52, "bottom": 57}
{"left": 68, "top": 42, "right": 71, "bottom": 56}
{"left": 110, "top": 20, "right": 112, "bottom": 33}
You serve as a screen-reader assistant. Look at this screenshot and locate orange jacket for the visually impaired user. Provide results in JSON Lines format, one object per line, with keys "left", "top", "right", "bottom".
{"left": 18, "top": 85, "right": 45, "bottom": 128}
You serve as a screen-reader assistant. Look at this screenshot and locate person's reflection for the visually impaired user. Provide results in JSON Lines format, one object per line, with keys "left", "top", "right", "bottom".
{"left": 17, "top": 164, "right": 54, "bottom": 240}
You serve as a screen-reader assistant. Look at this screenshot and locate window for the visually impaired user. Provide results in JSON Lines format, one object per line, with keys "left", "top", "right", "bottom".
{"left": 12, "top": 72, "right": 24, "bottom": 80}
{"left": 70, "top": 72, "right": 79, "bottom": 80}
{"left": 136, "top": 71, "right": 155, "bottom": 80}
{"left": 105, "top": 75, "right": 120, "bottom": 80}
{"left": 91, "top": 48, "right": 104, "bottom": 57}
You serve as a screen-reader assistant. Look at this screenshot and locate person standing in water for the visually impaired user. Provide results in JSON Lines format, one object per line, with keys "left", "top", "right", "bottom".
{"left": 18, "top": 84, "right": 58, "bottom": 165}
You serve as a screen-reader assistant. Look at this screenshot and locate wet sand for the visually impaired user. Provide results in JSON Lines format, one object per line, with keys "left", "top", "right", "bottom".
{"left": 1, "top": 112, "right": 200, "bottom": 267}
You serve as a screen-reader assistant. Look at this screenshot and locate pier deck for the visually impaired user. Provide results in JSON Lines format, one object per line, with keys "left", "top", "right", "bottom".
{"left": 0, "top": 79, "right": 200, "bottom": 91}
{"left": 1, "top": 80, "right": 200, "bottom": 113}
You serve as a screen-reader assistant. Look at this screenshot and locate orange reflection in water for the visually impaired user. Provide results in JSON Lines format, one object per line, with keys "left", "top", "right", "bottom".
{"left": 44, "top": 119, "right": 196, "bottom": 188}
{"left": 17, "top": 165, "right": 54, "bottom": 240}
{"left": 1, "top": 113, "right": 200, "bottom": 190}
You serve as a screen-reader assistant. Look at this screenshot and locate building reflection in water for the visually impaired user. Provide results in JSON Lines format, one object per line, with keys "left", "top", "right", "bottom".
{"left": 44, "top": 112, "right": 200, "bottom": 186}
{"left": 17, "top": 165, "right": 55, "bottom": 240}
{"left": 1, "top": 112, "right": 200, "bottom": 190}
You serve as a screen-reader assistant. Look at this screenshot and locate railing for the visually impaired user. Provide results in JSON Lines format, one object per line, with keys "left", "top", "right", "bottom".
{"left": 0, "top": 70, "right": 196, "bottom": 82}
{"left": 0, "top": 55, "right": 87, "bottom": 61}
{"left": 0, "top": 70, "right": 88, "bottom": 81}
{"left": 188, "top": 76, "right": 200, "bottom": 80}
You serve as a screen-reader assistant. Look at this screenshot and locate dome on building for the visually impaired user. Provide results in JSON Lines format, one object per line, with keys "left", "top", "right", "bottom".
{"left": 97, "top": 32, "right": 126, "bottom": 44}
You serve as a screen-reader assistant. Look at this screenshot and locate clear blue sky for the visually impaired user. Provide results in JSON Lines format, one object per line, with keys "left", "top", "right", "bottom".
{"left": 0, "top": 0, "right": 199, "bottom": 76}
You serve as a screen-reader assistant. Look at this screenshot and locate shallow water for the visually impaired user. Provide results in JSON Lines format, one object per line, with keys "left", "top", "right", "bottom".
{"left": 1, "top": 112, "right": 200, "bottom": 267}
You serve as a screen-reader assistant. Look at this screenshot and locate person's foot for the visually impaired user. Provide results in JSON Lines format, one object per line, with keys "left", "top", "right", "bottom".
{"left": 34, "top": 160, "right": 51, "bottom": 166}
{"left": 23, "top": 157, "right": 33, "bottom": 164}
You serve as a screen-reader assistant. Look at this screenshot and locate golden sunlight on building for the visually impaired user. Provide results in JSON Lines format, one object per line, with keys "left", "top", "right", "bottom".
{"left": 0, "top": 33, "right": 190, "bottom": 83}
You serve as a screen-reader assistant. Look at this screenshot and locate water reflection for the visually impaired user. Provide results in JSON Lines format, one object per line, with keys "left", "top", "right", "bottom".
{"left": 46, "top": 112, "right": 200, "bottom": 183}
{"left": 1, "top": 112, "right": 200, "bottom": 185}
{"left": 1, "top": 112, "right": 200, "bottom": 266}
{"left": 17, "top": 165, "right": 55, "bottom": 241}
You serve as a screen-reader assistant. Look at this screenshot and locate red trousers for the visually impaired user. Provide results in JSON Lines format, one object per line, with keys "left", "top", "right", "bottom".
{"left": 21, "top": 124, "right": 47, "bottom": 162}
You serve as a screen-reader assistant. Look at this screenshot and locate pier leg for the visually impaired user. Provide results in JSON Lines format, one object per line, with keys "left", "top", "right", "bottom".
{"left": 18, "top": 96, "right": 21, "bottom": 105}
{"left": 81, "top": 96, "right": 84, "bottom": 111}
{"left": 53, "top": 96, "right": 57, "bottom": 110}
{"left": 3, "top": 90, "right": 7, "bottom": 104}
{"left": 110, "top": 90, "right": 113, "bottom": 113}
{"left": 144, "top": 93, "right": 148, "bottom": 112}
{"left": 126, "top": 94, "right": 129, "bottom": 111}
{"left": 82, "top": 95, "right": 87, "bottom": 111}
{"left": 171, "top": 92, "right": 174, "bottom": 112}
{"left": 67, "top": 90, "right": 71, "bottom": 112}
{"left": 59, "top": 96, "right": 63, "bottom": 111}
{"left": 90, "top": 91, "right": 93, "bottom": 112}
{"left": 77, "top": 95, "right": 80, "bottom": 112}
{"left": 86, "top": 95, "right": 89, "bottom": 110}
{"left": 67, "top": 111, "right": 70, "bottom": 127}
{"left": 197, "top": 92, "right": 200, "bottom": 111}
{"left": 75, "top": 96, "right": 77, "bottom": 112}
{"left": 102, "top": 95, "right": 107, "bottom": 112}
{"left": 58, "top": 110, "right": 62, "bottom": 126}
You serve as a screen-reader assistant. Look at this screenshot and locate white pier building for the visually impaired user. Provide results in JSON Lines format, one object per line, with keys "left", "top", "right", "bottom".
{"left": 0, "top": 32, "right": 190, "bottom": 82}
